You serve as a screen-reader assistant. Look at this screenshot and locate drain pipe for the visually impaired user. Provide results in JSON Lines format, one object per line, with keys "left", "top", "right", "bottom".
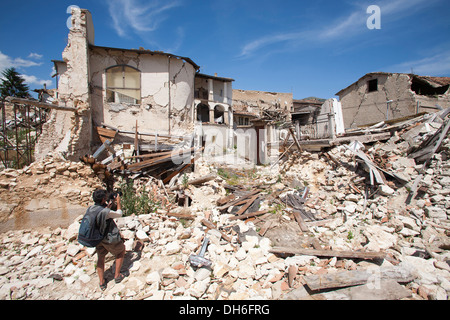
{"left": 386, "top": 100, "right": 393, "bottom": 120}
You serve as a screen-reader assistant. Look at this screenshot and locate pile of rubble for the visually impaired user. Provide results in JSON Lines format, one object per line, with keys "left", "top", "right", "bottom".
{"left": 0, "top": 152, "right": 104, "bottom": 223}
{"left": 0, "top": 111, "right": 449, "bottom": 300}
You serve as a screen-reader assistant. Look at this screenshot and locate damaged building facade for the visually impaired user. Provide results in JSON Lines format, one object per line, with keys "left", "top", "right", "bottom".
{"left": 36, "top": 8, "right": 235, "bottom": 161}
{"left": 291, "top": 98, "right": 345, "bottom": 141}
{"left": 230, "top": 90, "right": 293, "bottom": 165}
{"left": 193, "top": 73, "right": 235, "bottom": 157}
{"left": 336, "top": 72, "right": 450, "bottom": 129}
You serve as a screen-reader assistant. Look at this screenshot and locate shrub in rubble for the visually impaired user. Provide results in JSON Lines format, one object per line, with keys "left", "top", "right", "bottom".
{"left": 119, "top": 180, "right": 161, "bottom": 216}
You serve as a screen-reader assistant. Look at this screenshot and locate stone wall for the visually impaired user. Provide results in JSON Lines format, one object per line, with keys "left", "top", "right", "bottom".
{"left": 339, "top": 73, "right": 416, "bottom": 129}
{"left": 232, "top": 89, "right": 292, "bottom": 121}
{"left": 35, "top": 8, "right": 93, "bottom": 161}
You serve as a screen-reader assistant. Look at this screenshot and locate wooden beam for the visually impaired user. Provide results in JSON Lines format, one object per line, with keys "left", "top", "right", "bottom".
{"left": 162, "top": 160, "right": 193, "bottom": 184}
{"left": 291, "top": 210, "right": 309, "bottom": 232}
{"left": 217, "top": 194, "right": 236, "bottom": 206}
{"left": 187, "top": 174, "right": 216, "bottom": 186}
{"left": 124, "top": 147, "right": 196, "bottom": 160}
{"left": 270, "top": 246, "right": 386, "bottom": 260}
{"left": 228, "top": 210, "right": 269, "bottom": 221}
{"left": 304, "top": 266, "right": 416, "bottom": 291}
{"left": 258, "top": 219, "right": 274, "bottom": 237}
{"left": 289, "top": 127, "right": 302, "bottom": 152}
{"left": 100, "top": 122, "right": 185, "bottom": 139}
{"left": 234, "top": 194, "right": 259, "bottom": 216}
{"left": 96, "top": 126, "right": 117, "bottom": 144}
{"left": 134, "top": 120, "right": 140, "bottom": 159}
{"left": 216, "top": 189, "right": 261, "bottom": 211}
{"left": 5, "top": 96, "right": 77, "bottom": 112}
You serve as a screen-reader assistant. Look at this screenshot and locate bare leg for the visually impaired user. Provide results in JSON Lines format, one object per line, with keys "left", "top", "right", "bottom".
{"left": 97, "top": 255, "right": 106, "bottom": 285}
{"left": 114, "top": 249, "right": 125, "bottom": 279}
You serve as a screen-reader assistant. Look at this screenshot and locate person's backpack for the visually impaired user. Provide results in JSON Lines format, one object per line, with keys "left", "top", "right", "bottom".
{"left": 78, "top": 205, "right": 106, "bottom": 247}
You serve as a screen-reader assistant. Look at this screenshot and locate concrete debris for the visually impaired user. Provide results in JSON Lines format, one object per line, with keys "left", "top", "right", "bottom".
{"left": 0, "top": 111, "right": 450, "bottom": 300}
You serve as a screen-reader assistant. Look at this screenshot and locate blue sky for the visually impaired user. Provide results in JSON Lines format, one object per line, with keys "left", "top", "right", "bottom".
{"left": 1, "top": 0, "right": 449, "bottom": 100}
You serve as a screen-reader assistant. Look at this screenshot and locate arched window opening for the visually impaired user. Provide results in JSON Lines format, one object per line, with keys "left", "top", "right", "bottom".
{"left": 197, "top": 103, "right": 210, "bottom": 123}
{"left": 106, "top": 65, "right": 141, "bottom": 104}
{"left": 214, "top": 105, "right": 224, "bottom": 124}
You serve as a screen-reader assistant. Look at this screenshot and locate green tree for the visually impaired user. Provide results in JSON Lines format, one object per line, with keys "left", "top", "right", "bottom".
{"left": 0, "top": 67, "right": 31, "bottom": 98}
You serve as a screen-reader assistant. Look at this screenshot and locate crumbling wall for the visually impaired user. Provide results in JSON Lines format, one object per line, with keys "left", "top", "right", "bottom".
{"left": 89, "top": 47, "right": 195, "bottom": 144}
{"left": 232, "top": 89, "right": 293, "bottom": 121}
{"left": 35, "top": 8, "right": 93, "bottom": 161}
{"left": 340, "top": 74, "right": 415, "bottom": 128}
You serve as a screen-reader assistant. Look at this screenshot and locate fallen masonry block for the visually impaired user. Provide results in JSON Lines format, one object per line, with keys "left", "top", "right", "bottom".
{"left": 312, "top": 279, "right": 412, "bottom": 300}
{"left": 270, "top": 246, "right": 386, "bottom": 260}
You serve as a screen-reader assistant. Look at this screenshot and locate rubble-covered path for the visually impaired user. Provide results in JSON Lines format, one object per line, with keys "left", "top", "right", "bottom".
{"left": 1, "top": 113, "right": 450, "bottom": 300}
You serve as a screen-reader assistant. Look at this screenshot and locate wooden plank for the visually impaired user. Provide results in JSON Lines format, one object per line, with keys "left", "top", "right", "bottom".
{"left": 217, "top": 194, "right": 236, "bottom": 206}
{"left": 5, "top": 96, "right": 76, "bottom": 112}
{"left": 270, "top": 246, "right": 386, "bottom": 260}
{"left": 96, "top": 126, "right": 117, "bottom": 144}
{"left": 216, "top": 189, "right": 261, "bottom": 211}
{"left": 162, "top": 160, "right": 193, "bottom": 184}
{"left": 134, "top": 120, "right": 140, "bottom": 159}
{"left": 187, "top": 174, "right": 216, "bottom": 186}
{"left": 258, "top": 219, "right": 274, "bottom": 236}
{"left": 100, "top": 122, "right": 185, "bottom": 139}
{"left": 235, "top": 194, "right": 259, "bottom": 216}
{"left": 228, "top": 210, "right": 269, "bottom": 221}
{"left": 304, "top": 266, "right": 416, "bottom": 291}
{"left": 292, "top": 210, "right": 309, "bottom": 232}
{"left": 289, "top": 127, "right": 302, "bottom": 152}
{"left": 313, "top": 279, "right": 411, "bottom": 300}
{"left": 127, "top": 148, "right": 196, "bottom": 171}
{"left": 127, "top": 153, "right": 173, "bottom": 171}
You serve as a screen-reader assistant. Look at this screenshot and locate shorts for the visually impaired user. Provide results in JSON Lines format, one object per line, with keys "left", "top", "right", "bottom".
{"left": 96, "top": 240, "right": 125, "bottom": 258}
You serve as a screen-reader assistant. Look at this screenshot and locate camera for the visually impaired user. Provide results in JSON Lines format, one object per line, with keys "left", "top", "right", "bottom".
{"left": 108, "top": 190, "right": 123, "bottom": 201}
{"left": 108, "top": 190, "right": 122, "bottom": 210}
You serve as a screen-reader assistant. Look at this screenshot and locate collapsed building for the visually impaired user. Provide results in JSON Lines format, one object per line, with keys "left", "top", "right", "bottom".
{"left": 291, "top": 98, "right": 345, "bottom": 142}
{"left": 336, "top": 72, "right": 450, "bottom": 129}
{"left": 35, "top": 8, "right": 235, "bottom": 163}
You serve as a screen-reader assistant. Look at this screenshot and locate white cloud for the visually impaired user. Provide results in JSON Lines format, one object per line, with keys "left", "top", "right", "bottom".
{"left": 28, "top": 52, "right": 43, "bottom": 60}
{"left": 388, "top": 51, "right": 450, "bottom": 76}
{"left": 0, "top": 51, "right": 43, "bottom": 71}
{"left": 21, "top": 74, "right": 52, "bottom": 87}
{"left": 107, "top": 0, "right": 181, "bottom": 37}
{"left": 237, "top": 0, "right": 433, "bottom": 58}
{"left": 0, "top": 51, "right": 51, "bottom": 88}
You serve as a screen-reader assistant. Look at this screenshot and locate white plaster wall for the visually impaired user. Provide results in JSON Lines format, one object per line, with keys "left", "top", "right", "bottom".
{"left": 88, "top": 48, "right": 195, "bottom": 140}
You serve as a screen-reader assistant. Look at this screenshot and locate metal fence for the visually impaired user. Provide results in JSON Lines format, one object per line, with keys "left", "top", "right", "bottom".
{"left": 0, "top": 98, "right": 48, "bottom": 169}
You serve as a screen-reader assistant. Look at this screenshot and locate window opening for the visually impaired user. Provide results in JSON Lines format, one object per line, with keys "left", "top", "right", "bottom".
{"left": 214, "top": 105, "right": 224, "bottom": 124}
{"left": 106, "top": 65, "right": 141, "bottom": 104}
{"left": 367, "top": 79, "right": 378, "bottom": 92}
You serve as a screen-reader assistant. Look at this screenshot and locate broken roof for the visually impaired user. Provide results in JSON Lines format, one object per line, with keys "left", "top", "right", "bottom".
{"left": 335, "top": 72, "right": 450, "bottom": 96}
{"left": 52, "top": 46, "right": 201, "bottom": 72}
{"left": 90, "top": 45, "right": 200, "bottom": 71}
{"left": 414, "top": 75, "right": 450, "bottom": 87}
{"left": 196, "top": 73, "right": 235, "bottom": 82}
